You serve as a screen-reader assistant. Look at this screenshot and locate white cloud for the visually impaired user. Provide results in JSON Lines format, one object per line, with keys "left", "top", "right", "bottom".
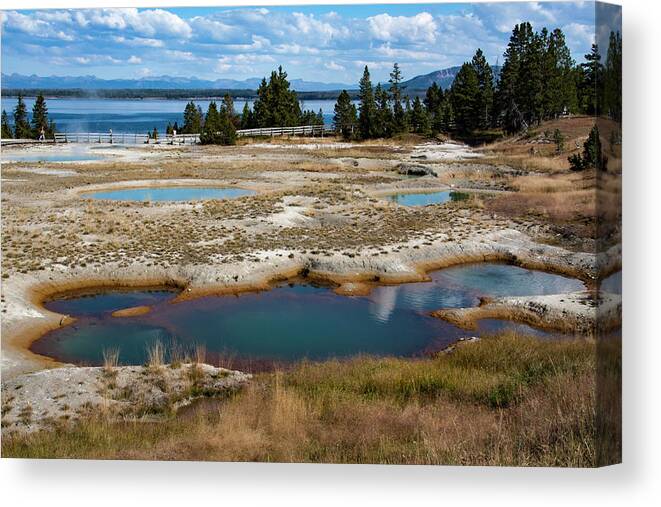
{"left": 324, "top": 61, "right": 345, "bottom": 71}
{"left": 367, "top": 12, "right": 437, "bottom": 44}
{"left": 1, "top": 4, "right": 597, "bottom": 83}
{"left": 81, "top": 8, "right": 191, "bottom": 39}
{"left": 215, "top": 53, "right": 275, "bottom": 73}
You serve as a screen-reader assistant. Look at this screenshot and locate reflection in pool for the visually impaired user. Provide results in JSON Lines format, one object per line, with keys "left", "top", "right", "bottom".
{"left": 82, "top": 187, "right": 256, "bottom": 202}
{"left": 386, "top": 191, "right": 470, "bottom": 206}
{"left": 33, "top": 264, "right": 586, "bottom": 368}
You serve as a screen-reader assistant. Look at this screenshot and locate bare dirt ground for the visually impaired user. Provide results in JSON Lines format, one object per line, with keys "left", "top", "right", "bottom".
{"left": 1, "top": 128, "right": 619, "bottom": 385}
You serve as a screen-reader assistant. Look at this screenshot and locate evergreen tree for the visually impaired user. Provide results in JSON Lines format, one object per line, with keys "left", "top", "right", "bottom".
{"left": 182, "top": 101, "right": 203, "bottom": 133}
{"left": 424, "top": 82, "right": 445, "bottom": 134}
{"left": 172, "top": 121, "right": 179, "bottom": 133}
{"left": 200, "top": 98, "right": 236, "bottom": 145}
{"left": 316, "top": 108, "right": 324, "bottom": 126}
{"left": 543, "top": 28, "right": 577, "bottom": 117}
{"left": 471, "top": 48, "right": 494, "bottom": 129}
{"left": 579, "top": 44, "right": 602, "bottom": 115}
{"left": 410, "top": 96, "right": 431, "bottom": 135}
{"left": 389, "top": 63, "right": 406, "bottom": 133}
{"left": 450, "top": 63, "right": 481, "bottom": 133}
{"left": 31, "top": 93, "right": 53, "bottom": 138}
{"left": 374, "top": 83, "right": 393, "bottom": 138}
{"left": 403, "top": 96, "right": 412, "bottom": 133}
{"left": 240, "top": 102, "right": 254, "bottom": 129}
{"left": 13, "top": 94, "right": 31, "bottom": 139}
{"left": 218, "top": 94, "right": 237, "bottom": 145}
{"left": 1, "top": 110, "right": 13, "bottom": 139}
{"left": 496, "top": 23, "right": 527, "bottom": 133}
{"left": 252, "top": 67, "right": 302, "bottom": 127}
{"left": 569, "top": 125, "right": 604, "bottom": 171}
{"left": 358, "top": 66, "right": 376, "bottom": 139}
{"left": 333, "top": 90, "right": 358, "bottom": 139}
{"left": 200, "top": 101, "right": 220, "bottom": 144}
{"left": 604, "top": 31, "right": 622, "bottom": 122}
{"left": 166, "top": 122, "right": 173, "bottom": 135}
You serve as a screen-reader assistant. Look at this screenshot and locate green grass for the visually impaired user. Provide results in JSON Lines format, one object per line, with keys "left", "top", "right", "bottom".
{"left": 2, "top": 333, "right": 600, "bottom": 466}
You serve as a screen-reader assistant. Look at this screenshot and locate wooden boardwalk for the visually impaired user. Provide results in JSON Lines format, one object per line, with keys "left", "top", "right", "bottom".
{"left": 54, "top": 125, "right": 334, "bottom": 145}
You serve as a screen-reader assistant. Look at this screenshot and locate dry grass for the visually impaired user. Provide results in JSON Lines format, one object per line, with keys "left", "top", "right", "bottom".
{"left": 2, "top": 333, "right": 603, "bottom": 466}
{"left": 102, "top": 347, "right": 120, "bottom": 373}
{"left": 146, "top": 340, "right": 165, "bottom": 369}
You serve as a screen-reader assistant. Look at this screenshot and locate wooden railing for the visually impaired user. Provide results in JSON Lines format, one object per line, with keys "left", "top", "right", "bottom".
{"left": 54, "top": 125, "right": 335, "bottom": 144}
{"left": 236, "top": 124, "right": 333, "bottom": 137}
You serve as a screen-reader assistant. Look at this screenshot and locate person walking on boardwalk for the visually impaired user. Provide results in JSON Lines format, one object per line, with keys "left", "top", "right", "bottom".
{"left": 39, "top": 127, "right": 45, "bottom": 141}
{"left": 109, "top": 128, "right": 113, "bottom": 144}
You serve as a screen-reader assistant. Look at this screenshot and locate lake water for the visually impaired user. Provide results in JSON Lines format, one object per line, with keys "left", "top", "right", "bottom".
{"left": 82, "top": 186, "right": 256, "bottom": 202}
{"left": 386, "top": 191, "right": 470, "bottom": 206}
{"left": 33, "top": 264, "right": 585, "bottom": 368}
{"left": 0, "top": 97, "right": 341, "bottom": 134}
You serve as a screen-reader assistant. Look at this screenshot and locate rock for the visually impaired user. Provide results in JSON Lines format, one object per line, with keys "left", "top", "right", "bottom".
{"left": 396, "top": 163, "right": 437, "bottom": 177}
{"left": 1, "top": 363, "right": 251, "bottom": 435}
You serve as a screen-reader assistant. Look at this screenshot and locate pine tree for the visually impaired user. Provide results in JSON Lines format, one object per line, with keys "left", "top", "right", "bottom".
{"left": 389, "top": 63, "right": 406, "bottom": 133}
{"left": 424, "top": 82, "right": 445, "bottom": 134}
{"left": 166, "top": 122, "right": 173, "bottom": 135}
{"left": 543, "top": 29, "right": 577, "bottom": 117}
{"left": 358, "top": 66, "right": 376, "bottom": 139}
{"left": 569, "top": 125, "right": 604, "bottom": 171}
{"left": 218, "top": 94, "right": 237, "bottom": 145}
{"left": 13, "top": 94, "right": 31, "bottom": 139}
{"left": 579, "top": 44, "right": 602, "bottom": 115}
{"left": 604, "top": 31, "right": 622, "bottom": 122}
{"left": 374, "top": 83, "right": 393, "bottom": 138}
{"left": 410, "top": 96, "right": 431, "bottom": 135}
{"left": 200, "top": 98, "right": 236, "bottom": 145}
{"left": 450, "top": 63, "right": 481, "bottom": 133}
{"left": 471, "top": 49, "right": 494, "bottom": 129}
{"left": 1, "top": 110, "right": 13, "bottom": 139}
{"left": 240, "top": 102, "right": 254, "bottom": 129}
{"left": 182, "top": 101, "right": 202, "bottom": 134}
{"left": 496, "top": 24, "right": 526, "bottom": 133}
{"left": 333, "top": 90, "right": 357, "bottom": 139}
{"left": 252, "top": 67, "right": 302, "bottom": 127}
{"left": 31, "top": 93, "right": 53, "bottom": 138}
{"left": 200, "top": 101, "right": 220, "bottom": 144}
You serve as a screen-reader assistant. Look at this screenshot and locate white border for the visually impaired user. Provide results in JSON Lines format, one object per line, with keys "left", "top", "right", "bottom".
{"left": 2, "top": 1, "right": 660, "bottom": 506}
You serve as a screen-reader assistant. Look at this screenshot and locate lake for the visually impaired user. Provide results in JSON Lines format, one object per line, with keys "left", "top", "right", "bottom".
{"left": 0, "top": 97, "right": 343, "bottom": 134}
{"left": 33, "top": 263, "right": 586, "bottom": 369}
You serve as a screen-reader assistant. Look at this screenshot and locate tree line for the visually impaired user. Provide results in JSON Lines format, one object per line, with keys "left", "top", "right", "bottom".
{"left": 334, "top": 21, "right": 622, "bottom": 141}
{"left": 178, "top": 66, "right": 324, "bottom": 145}
{"left": 2, "top": 93, "right": 56, "bottom": 140}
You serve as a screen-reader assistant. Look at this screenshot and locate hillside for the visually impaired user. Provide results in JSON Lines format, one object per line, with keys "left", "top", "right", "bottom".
{"left": 402, "top": 65, "right": 501, "bottom": 91}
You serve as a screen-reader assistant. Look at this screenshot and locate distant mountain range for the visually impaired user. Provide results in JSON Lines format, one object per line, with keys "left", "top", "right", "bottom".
{"left": 0, "top": 73, "right": 357, "bottom": 92}
{"left": 1, "top": 65, "right": 501, "bottom": 93}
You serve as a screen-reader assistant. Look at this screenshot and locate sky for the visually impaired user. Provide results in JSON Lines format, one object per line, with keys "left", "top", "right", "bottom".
{"left": 0, "top": 2, "right": 597, "bottom": 84}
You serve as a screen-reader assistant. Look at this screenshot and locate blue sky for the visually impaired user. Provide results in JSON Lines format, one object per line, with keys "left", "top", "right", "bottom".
{"left": 0, "top": 2, "right": 597, "bottom": 84}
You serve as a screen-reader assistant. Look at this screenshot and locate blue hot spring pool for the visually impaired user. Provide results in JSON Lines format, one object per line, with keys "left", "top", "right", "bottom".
{"left": 386, "top": 191, "right": 470, "bottom": 206}
{"left": 81, "top": 187, "right": 256, "bottom": 202}
{"left": 33, "top": 264, "right": 586, "bottom": 369}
